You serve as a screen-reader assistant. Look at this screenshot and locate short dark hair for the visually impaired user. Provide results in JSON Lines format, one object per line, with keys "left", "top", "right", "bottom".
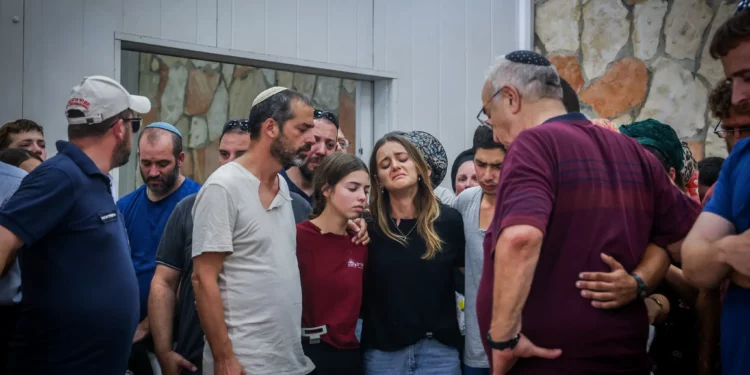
{"left": 698, "top": 156, "right": 725, "bottom": 187}
{"left": 560, "top": 78, "right": 580, "bottom": 113}
{"left": 472, "top": 125, "right": 506, "bottom": 152}
{"left": 247, "top": 90, "right": 313, "bottom": 140}
{"left": 0, "top": 119, "right": 44, "bottom": 150}
{"left": 67, "top": 109, "right": 131, "bottom": 140}
{"left": 709, "top": 11, "right": 750, "bottom": 59}
{"left": 219, "top": 119, "right": 251, "bottom": 143}
{"left": 137, "top": 127, "right": 183, "bottom": 159}
{"left": 0, "top": 147, "right": 42, "bottom": 168}
{"left": 643, "top": 144, "right": 685, "bottom": 189}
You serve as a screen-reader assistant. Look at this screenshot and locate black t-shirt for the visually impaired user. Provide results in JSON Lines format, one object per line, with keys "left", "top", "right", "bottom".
{"left": 155, "top": 194, "right": 204, "bottom": 365}
{"left": 361, "top": 203, "right": 466, "bottom": 351}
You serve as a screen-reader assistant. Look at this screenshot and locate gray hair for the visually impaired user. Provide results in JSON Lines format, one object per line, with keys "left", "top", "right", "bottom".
{"left": 486, "top": 56, "right": 563, "bottom": 102}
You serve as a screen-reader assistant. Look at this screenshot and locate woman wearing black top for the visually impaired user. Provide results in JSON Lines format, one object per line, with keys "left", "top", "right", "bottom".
{"left": 362, "top": 134, "right": 465, "bottom": 375}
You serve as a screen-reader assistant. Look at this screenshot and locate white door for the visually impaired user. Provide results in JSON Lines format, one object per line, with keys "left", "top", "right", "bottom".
{"left": 0, "top": 0, "right": 24, "bottom": 124}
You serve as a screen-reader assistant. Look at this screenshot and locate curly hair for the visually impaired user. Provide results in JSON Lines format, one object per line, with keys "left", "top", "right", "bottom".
{"left": 708, "top": 80, "right": 733, "bottom": 120}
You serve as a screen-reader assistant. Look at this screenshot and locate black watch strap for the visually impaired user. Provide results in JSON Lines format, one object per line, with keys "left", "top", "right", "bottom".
{"left": 632, "top": 273, "right": 648, "bottom": 298}
{"left": 486, "top": 332, "right": 521, "bottom": 350}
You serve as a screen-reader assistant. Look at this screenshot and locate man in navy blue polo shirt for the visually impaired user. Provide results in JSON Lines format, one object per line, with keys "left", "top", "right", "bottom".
{"left": 0, "top": 75, "right": 149, "bottom": 374}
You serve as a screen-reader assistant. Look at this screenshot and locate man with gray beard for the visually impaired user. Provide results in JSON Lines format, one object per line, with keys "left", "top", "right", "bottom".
{"left": 117, "top": 122, "right": 201, "bottom": 375}
{"left": 280, "top": 109, "right": 340, "bottom": 203}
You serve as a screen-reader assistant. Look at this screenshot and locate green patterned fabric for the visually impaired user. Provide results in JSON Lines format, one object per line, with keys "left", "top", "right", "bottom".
{"left": 619, "top": 119, "right": 684, "bottom": 173}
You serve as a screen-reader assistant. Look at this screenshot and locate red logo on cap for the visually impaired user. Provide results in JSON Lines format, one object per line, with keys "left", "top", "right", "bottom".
{"left": 67, "top": 97, "right": 90, "bottom": 110}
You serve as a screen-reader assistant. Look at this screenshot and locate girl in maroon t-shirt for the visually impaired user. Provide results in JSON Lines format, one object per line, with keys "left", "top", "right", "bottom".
{"left": 296, "top": 152, "right": 370, "bottom": 375}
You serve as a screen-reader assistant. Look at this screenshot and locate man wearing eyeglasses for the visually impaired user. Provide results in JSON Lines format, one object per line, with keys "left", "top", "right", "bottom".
{"left": 683, "top": 81, "right": 750, "bottom": 375}
{"left": 337, "top": 128, "right": 351, "bottom": 153}
{"left": 280, "top": 109, "right": 340, "bottom": 203}
{"left": 0, "top": 75, "right": 149, "bottom": 374}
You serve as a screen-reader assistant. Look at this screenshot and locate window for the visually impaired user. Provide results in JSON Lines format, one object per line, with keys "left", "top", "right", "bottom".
{"left": 119, "top": 51, "right": 361, "bottom": 193}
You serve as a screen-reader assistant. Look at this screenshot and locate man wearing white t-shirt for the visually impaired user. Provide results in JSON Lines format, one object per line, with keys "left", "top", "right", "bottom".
{"left": 191, "top": 87, "right": 317, "bottom": 375}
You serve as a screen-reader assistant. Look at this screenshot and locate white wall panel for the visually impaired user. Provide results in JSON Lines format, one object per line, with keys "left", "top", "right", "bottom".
{"left": 23, "top": 0, "right": 86, "bottom": 148}
{"left": 265, "top": 0, "right": 297, "bottom": 58}
{"left": 230, "top": 0, "right": 266, "bottom": 53}
{"left": 196, "top": 0, "right": 218, "bottom": 46}
{"left": 411, "top": 0, "right": 440, "bottom": 136}
{"left": 297, "top": 0, "right": 329, "bottom": 62}
{"left": 0, "top": 0, "right": 24, "bottom": 125}
{"left": 438, "top": 0, "right": 468, "bottom": 160}
{"left": 357, "top": 0, "right": 374, "bottom": 68}
{"left": 160, "top": 0, "right": 198, "bottom": 43}
{"left": 465, "top": 0, "right": 493, "bottom": 144}
{"left": 123, "top": 0, "right": 161, "bottom": 39}
{"left": 328, "top": 0, "right": 359, "bottom": 67}
{"left": 384, "top": 0, "right": 413, "bottom": 131}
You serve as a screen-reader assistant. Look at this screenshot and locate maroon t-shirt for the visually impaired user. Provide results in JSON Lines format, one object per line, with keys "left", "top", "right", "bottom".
{"left": 475, "top": 113, "right": 700, "bottom": 374}
{"left": 297, "top": 220, "right": 368, "bottom": 350}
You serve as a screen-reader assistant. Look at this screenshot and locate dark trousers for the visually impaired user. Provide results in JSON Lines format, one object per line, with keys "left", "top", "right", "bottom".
{"left": 0, "top": 305, "right": 19, "bottom": 375}
{"left": 128, "top": 336, "right": 155, "bottom": 375}
{"left": 302, "top": 340, "right": 363, "bottom": 375}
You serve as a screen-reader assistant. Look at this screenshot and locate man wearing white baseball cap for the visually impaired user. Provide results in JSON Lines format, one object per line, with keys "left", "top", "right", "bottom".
{"left": 0, "top": 75, "right": 150, "bottom": 374}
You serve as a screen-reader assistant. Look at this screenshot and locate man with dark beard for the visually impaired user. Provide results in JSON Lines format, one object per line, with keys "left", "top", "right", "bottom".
{"left": 117, "top": 122, "right": 201, "bottom": 375}
{"left": 0, "top": 75, "right": 148, "bottom": 374}
{"left": 192, "top": 87, "right": 318, "bottom": 375}
{"left": 280, "top": 109, "right": 339, "bottom": 203}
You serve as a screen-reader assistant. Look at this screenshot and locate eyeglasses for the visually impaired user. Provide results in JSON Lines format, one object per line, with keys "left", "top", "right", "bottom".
{"left": 119, "top": 117, "right": 143, "bottom": 133}
{"left": 222, "top": 119, "right": 250, "bottom": 133}
{"left": 338, "top": 138, "right": 350, "bottom": 150}
{"left": 313, "top": 109, "right": 339, "bottom": 128}
{"left": 713, "top": 120, "right": 750, "bottom": 138}
{"left": 476, "top": 89, "right": 501, "bottom": 128}
{"left": 736, "top": 0, "right": 749, "bottom": 15}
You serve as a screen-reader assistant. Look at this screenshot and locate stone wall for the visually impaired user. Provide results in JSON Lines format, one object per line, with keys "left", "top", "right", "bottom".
{"left": 535, "top": 0, "right": 738, "bottom": 160}
{"left": 134, "top": 53, "right": 357, "bottom": 186}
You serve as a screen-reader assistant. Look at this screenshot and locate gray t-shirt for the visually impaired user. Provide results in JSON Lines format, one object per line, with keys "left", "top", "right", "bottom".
{"left": 192, "top": 162, "right": 314, "bottom": 375}
{"left": 454, "top": 186, "right": 489, "bottom": 368}
{"left": 0, "top": 162, "right": 26, "bottom": 305}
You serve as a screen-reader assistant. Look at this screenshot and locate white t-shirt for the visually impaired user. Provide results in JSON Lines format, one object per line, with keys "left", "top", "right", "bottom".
{"left": 192, "top": 162, "right": 314, "bottom": 375}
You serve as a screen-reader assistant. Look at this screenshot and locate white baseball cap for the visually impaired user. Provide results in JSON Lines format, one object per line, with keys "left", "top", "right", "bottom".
{"left": 66, "top": 75, "right": 151, "bottom": 125}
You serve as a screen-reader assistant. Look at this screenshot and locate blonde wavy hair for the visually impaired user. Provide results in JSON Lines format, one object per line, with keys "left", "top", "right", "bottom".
{"left": 368, "top": 134, "right": 442, "bottom": 259}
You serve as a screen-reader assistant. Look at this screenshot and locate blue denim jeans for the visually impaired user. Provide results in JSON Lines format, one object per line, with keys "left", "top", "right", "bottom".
{"left": 363, "top": 339, "right": 461, "bottom": 375}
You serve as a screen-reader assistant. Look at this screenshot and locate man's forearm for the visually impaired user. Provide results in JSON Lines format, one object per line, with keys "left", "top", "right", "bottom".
{"left": 664, "top": 265, "right": 698, "bottom": 306}
{"left": 490, "top": 226, "right": 543, "bottom": 340}
{"left": 149, "top": 282, "right": 178, "bottom": 355}
{"left": 633, "top": 243, "right": 670, "bottom": 293}
{"left": 683, "top": 237, "right": 730, "bottom": 289}
{"left": 193, "top": 274, "right": 233, "bottom": 360}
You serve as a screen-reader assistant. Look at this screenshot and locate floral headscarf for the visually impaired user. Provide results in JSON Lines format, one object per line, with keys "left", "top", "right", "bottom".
{"left": 681, "top": 142, "right": 701, "bottom": 203}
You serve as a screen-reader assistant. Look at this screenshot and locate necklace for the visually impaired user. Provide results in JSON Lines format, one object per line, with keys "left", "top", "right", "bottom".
{"left": 391, "top": 217, "right": 417, "bottom": 239}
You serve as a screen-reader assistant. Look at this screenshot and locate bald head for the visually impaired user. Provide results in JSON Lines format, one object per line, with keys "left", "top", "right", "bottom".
{"left": 138, "top": 127, "right": 182, "bottom": 159}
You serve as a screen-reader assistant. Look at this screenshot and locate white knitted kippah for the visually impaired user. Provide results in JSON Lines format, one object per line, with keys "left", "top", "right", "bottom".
{"left": 252, "top": 86, "right": 288, "bottom": 107}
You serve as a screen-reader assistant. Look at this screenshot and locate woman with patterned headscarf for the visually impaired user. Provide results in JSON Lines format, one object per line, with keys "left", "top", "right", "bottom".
{"left": 620, "top": 119, "right": 686, "bottom": 189}
{"left": 620, "top": 118, "right": 700, "bottom": 375}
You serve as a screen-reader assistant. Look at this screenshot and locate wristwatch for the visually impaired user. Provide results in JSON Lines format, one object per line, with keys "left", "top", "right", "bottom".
{"left": 486, "top": 332, "right": 521, "bottom": 351}
{"left": 631, "top": 273, "right": 648, "bottom": 299}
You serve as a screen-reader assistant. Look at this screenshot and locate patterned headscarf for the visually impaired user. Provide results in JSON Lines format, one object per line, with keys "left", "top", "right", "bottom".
{"left": 619, "top": 119, "right": 684, "bottom": 173}
{"left": 681, "top": 142, "right": 701, "bottom": 203}
{"left": 400, "top": 131, "right": 448, "bottom": 188}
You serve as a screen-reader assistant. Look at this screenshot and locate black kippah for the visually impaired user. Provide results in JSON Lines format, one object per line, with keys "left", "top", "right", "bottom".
{"left": 505, "top": 50, "right": 551, "bottom": 66}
